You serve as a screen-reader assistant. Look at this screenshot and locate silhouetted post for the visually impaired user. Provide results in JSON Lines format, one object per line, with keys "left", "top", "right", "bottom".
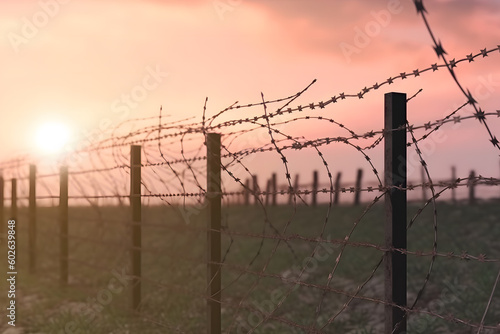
{"left": 130, "top": 145, "right": 142, "bottom": 310}
{"left": 265, "top": 179, "right": 271, "bottom": 206}
{"left": 334, "top": 172, "right": 341, "bottom": 205}
{"left": 354, "top": 169, "right": 363, "bottom": 205}
{"left": 244, "top": 179, "right": 250, "bottom": 206}
{"left": 451, "top": 166, "right": 457, "bottom": 204}
{"left": 206, "top": 133, "right": 221, "bottom": 334}
{"left": 271, "top": 173, "right": 277, "bottom": 206}
{"left": 468, "top": 170, "right": 476, "bottom": 205}
{"left": 59, "top": 167, "right": 68, "bottom": 286}
{"left": 421, "top": 166, "right": 426, "bottom": 202}
{"left": 252, "top": 175, "right": 259, "bottom": 206}
{"left": 0, "top": 176, "right": 3, "bottom": 240}
{"left": 384, "top": 92, "right": 407, "bottom": 334}
{"left": 29, "top": 165, "right": 36, "bottom": 274}
{"left": 11, "top": 178, "right": 17, "bottom": 250}
{"left": 312, "top": 171, "right": 318, "bottom": 207}
{"left": 11, "top": 179, "right": 17, "bottom": 221}
{"left": 288, "top": 174, "right": 299, "bottom": 204}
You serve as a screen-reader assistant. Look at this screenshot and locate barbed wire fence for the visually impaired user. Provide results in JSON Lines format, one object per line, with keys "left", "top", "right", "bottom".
{"left": 0, "top": 1, "right": 500, "bottom": 333}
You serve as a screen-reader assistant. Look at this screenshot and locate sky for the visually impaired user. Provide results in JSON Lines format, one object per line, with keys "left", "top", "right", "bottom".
{"left": 0, "top": 0, "right": 499, "bottom": 197}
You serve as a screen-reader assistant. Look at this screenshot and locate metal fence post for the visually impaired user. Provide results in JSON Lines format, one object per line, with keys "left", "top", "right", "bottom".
{"left": 207, "top": 133, "right": 221, "bottom": 334}
{"left": 384, "top": 92, "right": 407, "bottom": 334}
{"left": 29, "top": 165, "right": 36, "bottom": 274}
{"left": 130, "top": 145, "right": 142, "bottom": 311}
{"left": 59, "top": 167, "right": 68, "bottom": 285}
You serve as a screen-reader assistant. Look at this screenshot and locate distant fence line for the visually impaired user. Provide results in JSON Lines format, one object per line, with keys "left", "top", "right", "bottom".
{"left": 236, "top": 166, "right": 499, "bottom": 207}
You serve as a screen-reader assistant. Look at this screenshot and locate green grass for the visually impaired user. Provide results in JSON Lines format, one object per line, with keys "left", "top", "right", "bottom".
{"left": 0, "top": 201, "right": 499, "bottom": 333}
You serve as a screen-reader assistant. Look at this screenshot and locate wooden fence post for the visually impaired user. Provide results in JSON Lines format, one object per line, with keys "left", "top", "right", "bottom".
{"left": 421, "top": 165, "right": 426, "bottom": 202}
{"left": 59, "top": 167, "right": 68, "bottom": 285}
{"left": 11, "top": 178, "right": 17, "bottom": 251}
{"left": 130, "top": 145, "right": 142, "bottom": 311}
{"left": 11, "top": 179, "right": 17, "bottom": 221}
{"left": 244, "top": 178, "right": 250, "bottom": 206}
{"left": 29, "top": 165, "right": 36, "bottom": 274}
{"left": 288, "top": 175, "right": 299, "bottom": 204}
{"left": 451, "top": 166, "right": 456, "bottom": 204}
{"left": 271, "top": 173, "right": 277, "bottom": 206}
{"left": 265, "top": 179, "right": 271, "bottom": 206}
{"left": 0, "top": 176, "right": 3, "bottom": 241}
{"left": 207, "top": 133, "right": 221, "bottom": 334}
{"left": 252, "top": 175, "right": 259, "bottom": 206}
{"left": 334, "top": 172, "right": 341, "bottom": 205}
{"left": 354, "top": 169, "right": 363, "bottom": 205}
{"left": 468, "top": 170, "right": 476, "bottom": 205}
{"left": 312, "top": 170, "right": 318, "bottom": 207}
{"left": 384, "top": 92, "right": 407, "bottom": 334}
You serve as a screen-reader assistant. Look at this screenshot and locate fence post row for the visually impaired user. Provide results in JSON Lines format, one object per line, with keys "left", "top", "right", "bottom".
{"left": 59, "top": 166, "right": 68, "bottom": 286}
{"left": 130, "top": 145, "right": 142, "bottom": 311}
{"left": 206, "top": 133, "right": 221, "bottom": 334}
{"left": 384, "top": 92, "right": 407, "bottom": 334}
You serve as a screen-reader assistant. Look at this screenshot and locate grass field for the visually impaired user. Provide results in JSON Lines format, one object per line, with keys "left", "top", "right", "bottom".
{"left": 0, "top": 200, "right": 499, "bottom": 333}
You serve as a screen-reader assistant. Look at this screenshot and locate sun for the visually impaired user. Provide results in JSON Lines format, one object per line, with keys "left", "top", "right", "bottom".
{"left": 35, "top": 122, "right": 71, "bottom": 154}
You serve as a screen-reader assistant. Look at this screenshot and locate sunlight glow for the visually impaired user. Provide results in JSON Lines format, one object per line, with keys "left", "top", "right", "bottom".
{"left": 35, "top": 122, "right": 71, "bottom": 154}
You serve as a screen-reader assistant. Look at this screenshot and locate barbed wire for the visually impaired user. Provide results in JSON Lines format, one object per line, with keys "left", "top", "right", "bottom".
{"left": 1, "top": 2, "right": 499, "bottom": 332}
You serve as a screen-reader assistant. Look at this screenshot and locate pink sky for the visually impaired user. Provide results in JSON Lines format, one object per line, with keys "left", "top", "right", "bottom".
{"left": 0, "top": 0, "right": 499, "bottom": 191}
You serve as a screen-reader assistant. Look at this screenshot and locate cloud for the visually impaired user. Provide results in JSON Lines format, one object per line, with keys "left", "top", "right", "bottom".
{"left": 0, "top": 0, "right": 498, "bottom": 161}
